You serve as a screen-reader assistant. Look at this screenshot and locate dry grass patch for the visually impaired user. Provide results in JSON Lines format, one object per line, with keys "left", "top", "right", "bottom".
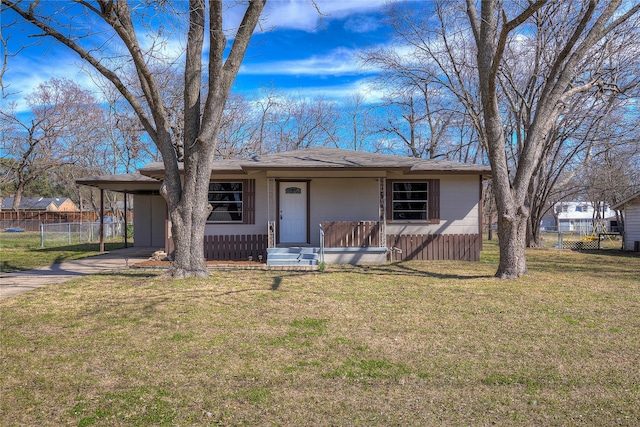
{"left": 0, "top": 231, "right": 125, "bottom": 272}
{"left": 1, "top": 242, "right": 639, "bottom": 426}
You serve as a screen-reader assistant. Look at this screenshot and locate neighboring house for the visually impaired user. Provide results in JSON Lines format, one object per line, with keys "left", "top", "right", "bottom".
{"left": 0, "top": 197, "right": 78, "bottom": 212}
{"left": 545, "top": 201, "right": 617, "bottom": 234}
{"left": 78, "top": 147, "right": 491, "bottom": 265}
{"left": 612, "top": 191, "right": 640, "bottom": 252}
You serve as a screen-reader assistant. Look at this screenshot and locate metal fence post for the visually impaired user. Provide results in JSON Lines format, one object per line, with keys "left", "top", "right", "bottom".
{"left": 41, "top": 223, "right": 44, "bottom": 248}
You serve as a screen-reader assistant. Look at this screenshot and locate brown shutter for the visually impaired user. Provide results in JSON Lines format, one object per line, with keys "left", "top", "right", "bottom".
{"left": 244, "top": 179, "right": 255, "bottom": 224}
{"left": 428, "top": 179, "right": 440, "bottom": 223}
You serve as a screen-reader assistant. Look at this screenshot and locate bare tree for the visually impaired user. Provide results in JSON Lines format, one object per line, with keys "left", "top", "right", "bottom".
{"left": 277, "top": 94, "right": 338, "bottom": 152}
{"left": 217, "top": 93, "right": 261, "bottom": 159}
{"left": 255, "top": 91, "right": 338, "bottom": 153}
{"left": 466, "top": 0, "right": 640, "bottom": 278}
{"left": 341, "top": 92, "right": 373, "bottom": 152}
{"left": 362, "top": 1, "right": 487, "bottom": 161}
{"left": 3, "top": 0, "right": 266, "bottom": 278}
{"left": 494, "top": 2, "right": 640, "bottom": 247}
{"left": 0, "top": 77, "right": 104, "bottom": 210}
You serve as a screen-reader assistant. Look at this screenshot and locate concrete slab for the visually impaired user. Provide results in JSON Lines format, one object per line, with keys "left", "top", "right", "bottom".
{"left": 0, "top": 247, "right": 161, "bottom": 299}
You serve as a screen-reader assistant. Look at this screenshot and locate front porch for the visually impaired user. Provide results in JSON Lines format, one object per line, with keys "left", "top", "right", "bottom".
{"left": 190, "top": 220, "right": 482, "bottom": 267}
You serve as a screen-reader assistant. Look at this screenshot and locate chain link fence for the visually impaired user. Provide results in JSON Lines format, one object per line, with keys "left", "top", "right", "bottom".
{"left": 40, "top": 221, "right": 126, "bottom": 247}
{"left": 538, "top": 229, "right": 623, "bottom": 250}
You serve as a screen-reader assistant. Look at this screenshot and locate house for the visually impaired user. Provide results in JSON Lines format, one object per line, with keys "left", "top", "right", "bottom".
{"left": 78, "top": 148, "right": 491, "bottom": 265}
{"left": 612, "top": 191, "right": 640, "bottom": 252}
{"left": 0, "top": 196, "right": 78, "bottom": 212}
{"left": 544, "top": 201, "right": 617, "bottom": 234}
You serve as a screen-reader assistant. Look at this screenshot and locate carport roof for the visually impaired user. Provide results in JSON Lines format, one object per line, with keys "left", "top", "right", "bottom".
{"left": 76, "top": 172, "right": 162, "bottom": 194}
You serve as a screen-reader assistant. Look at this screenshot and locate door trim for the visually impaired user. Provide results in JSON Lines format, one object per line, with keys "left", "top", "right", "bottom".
{"left": 276, "top": 179, "right": 311, "bottom": 245}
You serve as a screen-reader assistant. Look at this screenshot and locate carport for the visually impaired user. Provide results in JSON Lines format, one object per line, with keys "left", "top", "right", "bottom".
{"left": 76, "top": 172, "right": 165, "bottom": 252}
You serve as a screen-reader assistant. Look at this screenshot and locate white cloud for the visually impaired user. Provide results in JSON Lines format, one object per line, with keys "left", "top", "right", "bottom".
{"left": 260, "top": 0, "right": 389, "bottom": 32}
{"left": 240, "top": 46, "right": 380, "bottom": 76}
{"left": 344, "top": 15, "right": 383, "bottom": 34}
{"left": 3, "top": 52, "right": 101, "bottom": 113}
{"left": 274, "top": 77, "right": 385, "bottom": 105}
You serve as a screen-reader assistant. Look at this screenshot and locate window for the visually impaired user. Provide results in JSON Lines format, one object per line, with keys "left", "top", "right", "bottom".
{"left": 208, "top": 182, "right": 243, "bottom": 222}
{"left": 387, "top": 179, "right": 440, "bottom": 223}
{"left": 285, "top": 186, "right": 302, "bottom": 194}
{"left": 392, "top": 182, "right": 428, "bottom": 221}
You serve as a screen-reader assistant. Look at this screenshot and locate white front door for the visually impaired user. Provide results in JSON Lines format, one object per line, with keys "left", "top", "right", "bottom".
{"left": 279, "top": 182, "right": 308, "bottom": 244}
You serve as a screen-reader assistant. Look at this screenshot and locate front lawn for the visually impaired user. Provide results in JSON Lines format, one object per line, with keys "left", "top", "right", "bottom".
{"left": 0, "top": 231, "right": 125, "bottom": 272}
{"left": 1, "top": 242, "right": 639, "bottom": 425}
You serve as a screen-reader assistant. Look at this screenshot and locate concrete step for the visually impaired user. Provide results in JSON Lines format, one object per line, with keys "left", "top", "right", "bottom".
{"left": 267, "top": 259, "right": 318, "bottom": 266}
{"left": 268, "top": 247, "right": 319, "bottom": 254}
{"left": 267, "top": 253, "right": 318, "bottom": 260}
{"left": 267, "top": 247, "right": 319, "bottom": 267}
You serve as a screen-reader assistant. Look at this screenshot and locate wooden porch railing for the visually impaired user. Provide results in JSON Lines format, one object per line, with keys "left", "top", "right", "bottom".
{"left": 203, "top": 234, "right": 268, "bottom": 260}
{"left": 320, "top": 221, "right": 380, "bottom": 248}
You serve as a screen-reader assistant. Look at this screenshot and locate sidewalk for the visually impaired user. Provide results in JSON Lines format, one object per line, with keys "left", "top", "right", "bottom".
{"left": 0, "top": 247, "right": 160, "bottom": 299}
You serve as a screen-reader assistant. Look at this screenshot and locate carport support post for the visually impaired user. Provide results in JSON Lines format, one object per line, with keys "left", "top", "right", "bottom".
{"left": 124, "top": 192, "right": 128, "bottom": 248}
{"left": 100, "top": 188, "right": 104, "bottom": 253}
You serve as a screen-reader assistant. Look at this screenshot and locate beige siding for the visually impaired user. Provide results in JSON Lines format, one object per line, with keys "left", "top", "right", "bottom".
{"left": 309, "top": 178, "right": 379, "bottom": 246}
{"left": 202, "top": 174, "right": 481, "bottom": 245}
{"left": 133, "top": 194, "right": 165, "bottom": 247}
{"left": 386, "top": 175, "right": 480, "bottom": 235}
{"left": 623, "top": 200, "right": 640, "bottom": 251}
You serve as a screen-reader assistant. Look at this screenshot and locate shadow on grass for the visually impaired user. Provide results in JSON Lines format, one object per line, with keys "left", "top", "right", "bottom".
{"left": 263, "top": 263, "right": 493, "bottom": 287}
{"left": 38, "top": 242, "right": 125, "bottom": 253}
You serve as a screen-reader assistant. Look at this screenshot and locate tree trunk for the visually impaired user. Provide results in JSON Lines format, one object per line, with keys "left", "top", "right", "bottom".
{"left": 167, "top": 204, "right": 209, "bottom": 278}
{"left": 11, "top": 182, "right": 25, "bottom": 211}
{"left": 496, "top": 211, "right": 528, "bottom": 278}
{"left": 162, "top": 153, "right": 215, "bottom": 279}
{"left": 526, "top": 214, "right": 543, "bottom": 248}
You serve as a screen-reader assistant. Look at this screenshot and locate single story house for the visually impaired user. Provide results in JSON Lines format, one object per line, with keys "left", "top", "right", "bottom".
{"left": 78, "top": 147, "right": 491, "bottom": 266}
{"left": 1, "top": 196, "right": 78, "bottom": 212}
{"left": 612, "top": 191, "right": 640, "bottom": 252}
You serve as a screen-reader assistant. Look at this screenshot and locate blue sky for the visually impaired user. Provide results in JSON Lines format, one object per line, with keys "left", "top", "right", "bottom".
{"left": 1, "top": 1, "right": 397, "bottom": 111}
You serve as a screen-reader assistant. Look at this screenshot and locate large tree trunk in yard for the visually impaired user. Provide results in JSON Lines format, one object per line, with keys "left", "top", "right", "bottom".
{"left": 497, "top": 211, "right": 528, "bottom": 278}
{"left": 162, "top": 152, "right": 216, "bottom": 279}
{"left": 4, "top": 0, "right": 266, "bottom": 280}
{"left": 167, "top": 203, "right": 209, "bottom": 278}
{"left": 466, "top": 0, "right": 639, "bottom": 278}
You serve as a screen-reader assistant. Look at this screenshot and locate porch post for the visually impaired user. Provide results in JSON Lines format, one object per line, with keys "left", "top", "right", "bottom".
{"left": 124, "top": 192, "right": 128, "bottom": 248}
{"left": 379, "top": 177, "right": 387, "bottom": 248}
{"left": 267, "top": 177, "right": 275, "bottom": 248}
{"left": 99, "top": 188, "right": 104, "bottom": 253}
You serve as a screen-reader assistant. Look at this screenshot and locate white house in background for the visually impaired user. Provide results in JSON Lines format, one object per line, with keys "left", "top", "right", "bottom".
{"left": 612, "top": 191, "right": 640, "bottom": 252}
{"left": 551, "top": 201, "right": 618, "bottom": 234}
{"left": 78, "top": 147, "right": 491, "bottom": 266}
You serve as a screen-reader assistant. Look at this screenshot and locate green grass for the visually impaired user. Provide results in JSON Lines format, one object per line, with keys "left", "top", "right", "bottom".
{"left": 0, "top": 231, "right": 125, "bottom": 272}
{"left": 1, "top": 241, "right": 639, "bottom": 425}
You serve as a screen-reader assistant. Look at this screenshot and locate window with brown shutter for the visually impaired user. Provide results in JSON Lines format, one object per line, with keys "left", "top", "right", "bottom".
{"left": 206, "top": 179, "right": 255, "bottom": 224}
{"left": 387, "top": 179, "right": 440, "bottom": 224}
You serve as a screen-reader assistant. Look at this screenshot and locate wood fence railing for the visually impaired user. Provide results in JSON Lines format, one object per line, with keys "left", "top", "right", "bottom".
{"left": 0, "top": 212, "right": 102, "bottom": 231}
{"left": 320, "top": 221, "right": 380, "bottom": 248}
{"left": 387, "top": 233, "right": 481, "bottom": 261}
{"left": 203, "top": 234, "right": 268, "bottom": 260}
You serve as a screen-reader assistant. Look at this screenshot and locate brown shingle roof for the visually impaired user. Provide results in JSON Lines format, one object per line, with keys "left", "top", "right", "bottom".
{"left": 139, "top": 147, "right": 490, "bottom": 177}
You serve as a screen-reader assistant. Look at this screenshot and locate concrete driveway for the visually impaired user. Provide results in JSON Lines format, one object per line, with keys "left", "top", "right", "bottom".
{"left": 0, "top": 247, "right": 160, "bottom": 299}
